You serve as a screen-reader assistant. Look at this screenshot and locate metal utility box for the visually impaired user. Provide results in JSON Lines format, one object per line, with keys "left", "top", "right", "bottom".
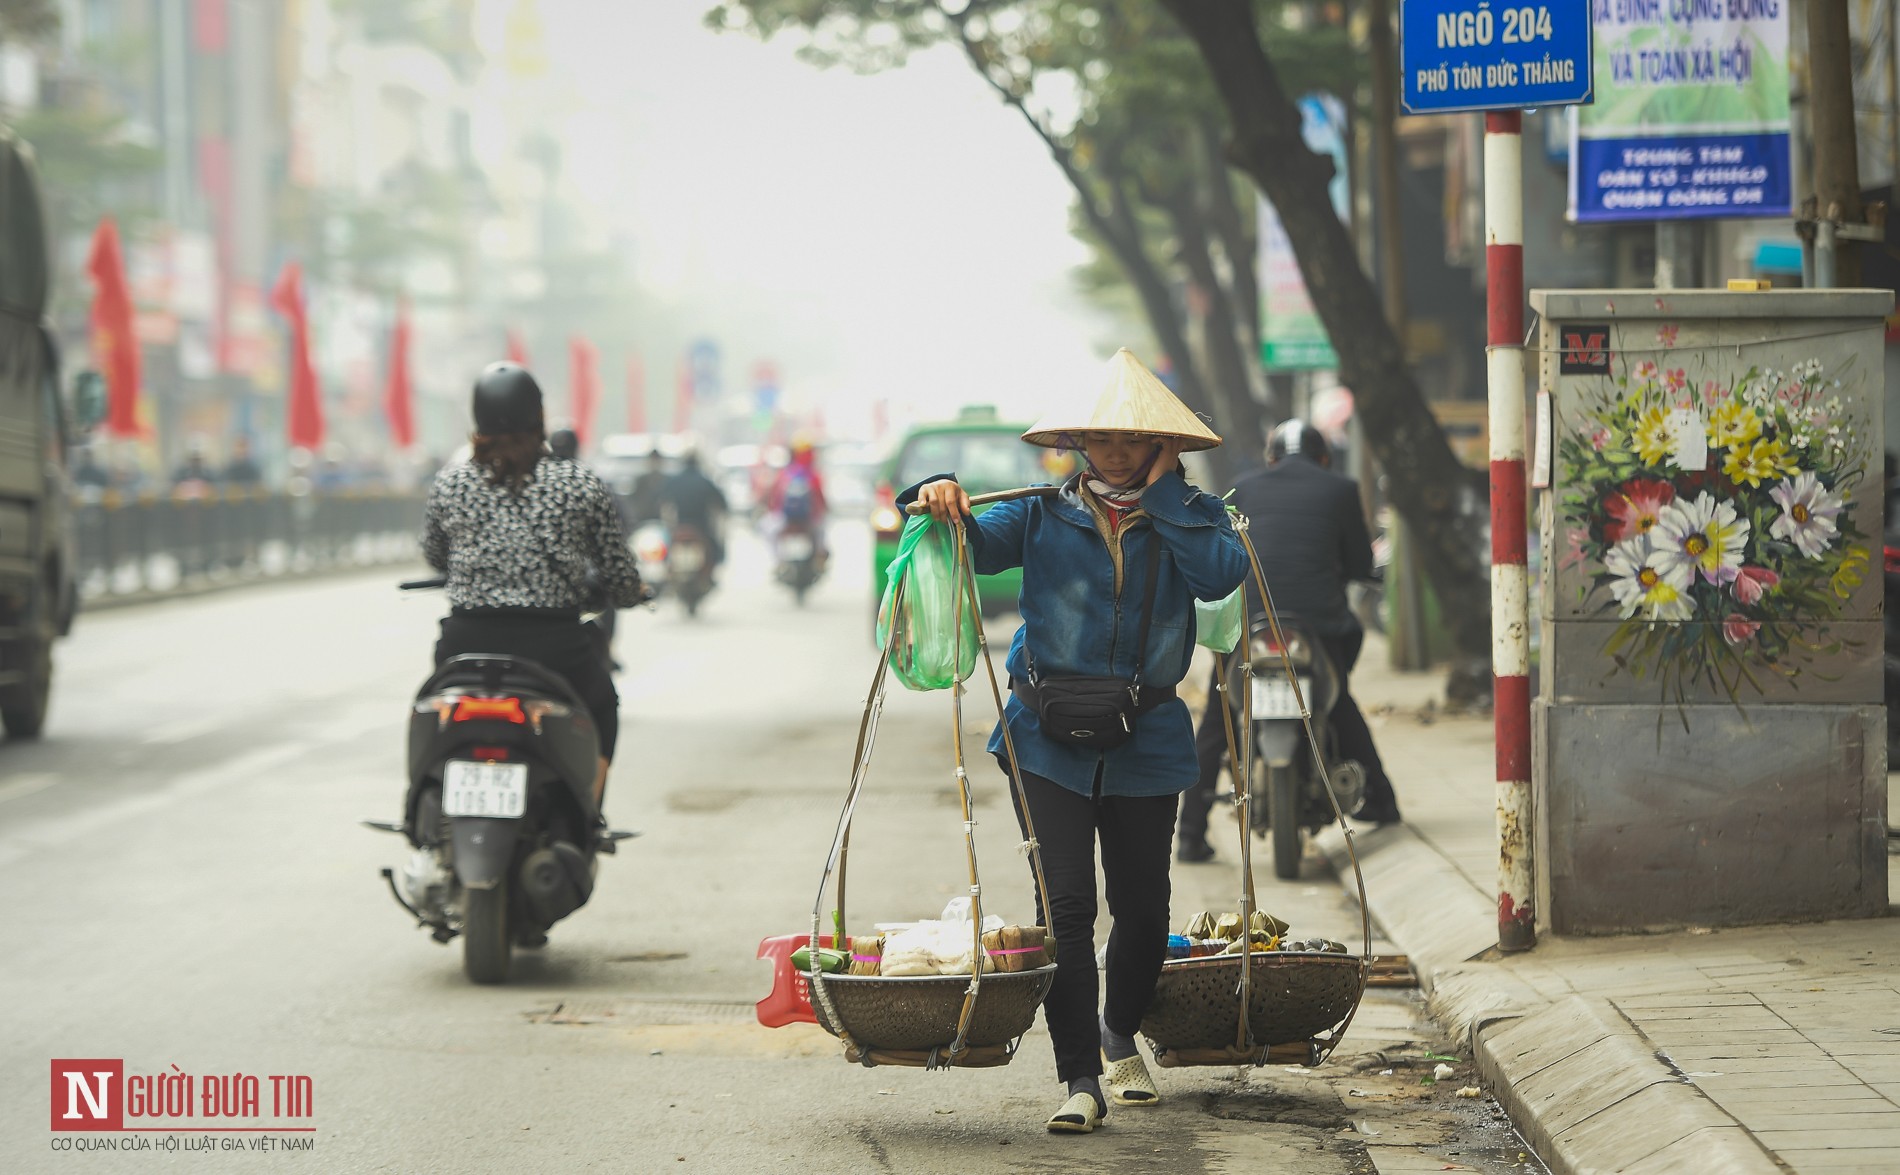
{"left": 1531, "top": 289, "right": 1890, "bottom": 934}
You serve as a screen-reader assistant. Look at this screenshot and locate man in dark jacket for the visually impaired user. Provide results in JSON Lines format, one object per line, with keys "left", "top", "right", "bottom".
{"left": 661, "top": 449, "right": 729, "bottom": 569}
{"left": 1178, "top": 420, "right": 1398, "bottom": 861}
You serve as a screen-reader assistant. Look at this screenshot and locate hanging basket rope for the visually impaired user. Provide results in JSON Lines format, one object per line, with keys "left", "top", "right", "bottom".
{"left": 805, "top": 513, "right": 1057, "bottom": 1069}
{"left": 1140, "top": 515, "right": 1372, "bottom": 1069}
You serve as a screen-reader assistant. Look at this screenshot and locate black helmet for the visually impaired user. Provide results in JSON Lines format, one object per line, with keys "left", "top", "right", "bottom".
{"left": 471, "top": 362, "right": 544, "bottom": 435}
{"left": 1267, "top": 418, "right": 1329, "bottom": 466}
{"left": 548, "top": 428, "right": 579, "bottom": 460}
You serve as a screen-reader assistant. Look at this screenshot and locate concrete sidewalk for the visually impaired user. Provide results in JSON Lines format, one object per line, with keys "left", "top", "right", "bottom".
{"left": 1312, "top": 636, "right": 1900, "bottom": 1175}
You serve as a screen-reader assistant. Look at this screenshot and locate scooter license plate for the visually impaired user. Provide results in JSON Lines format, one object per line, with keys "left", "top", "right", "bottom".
{"left": 442, "top": 761, "right": 529, "bottom": 818}
{"left": 671, "top": 544, "right": 705, "bottom": 573}
{"left": 1250, "top": 676, "right": 1310, "bottom": 720}
{"left": 780, "top": 535, "right": 814, "bottom": 560}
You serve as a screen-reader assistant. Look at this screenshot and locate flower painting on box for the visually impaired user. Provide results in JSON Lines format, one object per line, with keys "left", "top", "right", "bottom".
{"left": 1555, "top": 344, "right": 1873, "bottom": 706}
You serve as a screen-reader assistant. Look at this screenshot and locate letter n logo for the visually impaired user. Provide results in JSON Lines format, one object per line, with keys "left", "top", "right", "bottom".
{"left": 50, "top": 1059, "right": 122, "bottom": 1131}
{"left": 1560, "top": 325, "right": 1611, "bottom": 374}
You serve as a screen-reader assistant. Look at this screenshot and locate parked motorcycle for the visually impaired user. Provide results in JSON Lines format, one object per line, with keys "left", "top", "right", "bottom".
{"left": 668, "top": 524, "right": 716, "bottom": 618}
{"left": 775, "top": 521, "right": 823, "bottom": 606}
{"left": 366, "top": 578, "right": 634, "bottom": 983}
{"left": 1239, "top": 615, "right": 1366, "bottom": 881}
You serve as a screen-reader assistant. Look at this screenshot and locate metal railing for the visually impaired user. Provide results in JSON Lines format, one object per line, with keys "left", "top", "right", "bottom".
{"left": 74, "top": 489, "right": 425, "bottom": 603}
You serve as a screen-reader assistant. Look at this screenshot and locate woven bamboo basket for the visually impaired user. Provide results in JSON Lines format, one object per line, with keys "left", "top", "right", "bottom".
{"left": 1142, "top": 951, "right": 1367, "bottom": 1066}
{"left": 1137, "top": 517, "right": 1374, "bottom": 1069}
{"left": 813, "top": 967, "right": 1057, "bottom": 1053}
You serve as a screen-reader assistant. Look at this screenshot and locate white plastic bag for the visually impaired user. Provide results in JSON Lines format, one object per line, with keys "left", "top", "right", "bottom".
{"left": 878, "top": 901, "right": 1007, "bottom": 976}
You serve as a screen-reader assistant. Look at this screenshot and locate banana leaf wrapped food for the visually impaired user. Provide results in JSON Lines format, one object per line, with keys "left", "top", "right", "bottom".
{"left": 981, "top": 925, "right": 1055, "bottom": 973}
{"left": 847, "top": 934, "right": 885, "bottom": 976}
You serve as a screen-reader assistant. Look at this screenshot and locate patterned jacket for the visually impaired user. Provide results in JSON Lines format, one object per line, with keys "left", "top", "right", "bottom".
{"left": 422, "top": 456, "right": 644, "bottom": 612}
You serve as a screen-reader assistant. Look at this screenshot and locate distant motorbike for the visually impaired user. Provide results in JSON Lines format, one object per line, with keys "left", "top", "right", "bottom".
{"left": 366, "top": 578, "right": 634, "bottom": 983}
{"left": 1239, "top": 614, "right": 1366, "bottom": 881}
{"left": 631, "top": 522, "right": 670, "bottom": 598}
{"left": 668, "top": 524, "right": 716, "bottom": 618}
{"left": 775, "top": 521, "right": 823, "bottom": 606}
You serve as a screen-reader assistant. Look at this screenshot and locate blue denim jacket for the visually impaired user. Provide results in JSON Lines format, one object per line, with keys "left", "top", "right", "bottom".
{"left": 901, "top": 470, "right": 1248, "bottom": 798}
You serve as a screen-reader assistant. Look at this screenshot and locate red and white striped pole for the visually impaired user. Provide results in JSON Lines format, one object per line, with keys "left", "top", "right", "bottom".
{"left": 1484, "top": 110, "right": 1534, "bottom": 953}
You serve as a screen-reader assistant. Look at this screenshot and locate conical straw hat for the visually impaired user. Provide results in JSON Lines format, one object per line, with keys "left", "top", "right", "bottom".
{"left": 1021, "top": 348, "right": 1222, "bottom": 452}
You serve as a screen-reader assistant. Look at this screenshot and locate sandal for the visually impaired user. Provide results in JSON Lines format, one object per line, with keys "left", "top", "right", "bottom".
{"left": 1103, "top": 1053, "right": 1159, "bottom": 1106}
{"left": 1045, "top": 1091, "right": 1104, "bottom": 1134}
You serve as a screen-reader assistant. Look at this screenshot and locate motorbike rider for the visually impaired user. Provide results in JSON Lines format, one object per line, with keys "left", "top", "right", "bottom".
{"left": 626, "top": 450, "right": 669, "bottom": 527}
{"left": 421, "top": 363, "right": 645, "bottom": 812}
{"left": 910, "top": 349, "right": 1247, "bottom": 1135}
{"left": 545, "top": 426, "right": 625, "bottom": 668}
{"left": 660, "top": 446, "right": 730, "bottom": 574}
{"left": 766, "top": 436, "right": 829, "bottom": 566}
{"left": 1178, "top": 419, "right": 1399, "bottom": 862}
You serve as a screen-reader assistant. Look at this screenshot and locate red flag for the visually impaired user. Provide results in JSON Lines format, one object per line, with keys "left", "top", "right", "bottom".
{"left": 384, "top": 299, "right": 415, "bottom": 449}
{"left": 674, "top": 356, "right": 694, "bottom": 435}
{"left": 626, "top": 353, "right": 647, "bottom": 432}
{"left": 270, "top": 261, "right": 324, "bottom": 451}
{"left": 568, "top": 336, "right": 600, "bottom": 449}
{"left": 86, "top": 219, "right": 141, "bottom": 438}
{"left": 506, "top": 330, "right": 530, "bottom": 368}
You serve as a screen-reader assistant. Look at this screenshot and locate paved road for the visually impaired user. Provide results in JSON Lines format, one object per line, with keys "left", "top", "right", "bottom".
{"left": 2, "top": 528, "right": 1543, "bottom": 1173}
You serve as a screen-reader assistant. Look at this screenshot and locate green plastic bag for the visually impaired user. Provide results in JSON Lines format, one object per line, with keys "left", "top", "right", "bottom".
{"left": 876, "top": 515, "right": 979, "bottom": 692}
{"left": 1194, "top": 586, "right": 1245, "bottom": 654}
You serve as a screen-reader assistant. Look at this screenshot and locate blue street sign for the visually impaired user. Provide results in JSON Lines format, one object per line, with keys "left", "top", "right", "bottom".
{"left": 1401, "top": 1, "right": 1593, "bottom": 114}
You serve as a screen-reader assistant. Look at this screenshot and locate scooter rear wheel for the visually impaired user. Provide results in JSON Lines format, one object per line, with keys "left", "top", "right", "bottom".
{"left": 1269, "top": 764, "right": 1301, "bottom": 881}
{"left": 463, "top": 878, "right": 512, "bottom": 984}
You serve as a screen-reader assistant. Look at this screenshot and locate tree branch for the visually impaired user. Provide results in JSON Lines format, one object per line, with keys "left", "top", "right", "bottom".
{"left": 1158, "top": 0, "right": 1491, "bottom": 662}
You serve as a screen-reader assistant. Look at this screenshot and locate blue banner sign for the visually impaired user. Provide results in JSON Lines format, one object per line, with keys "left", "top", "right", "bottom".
{"left": 1401, "top": 1, "right": 1595, "bottom": 114}
{"left": 1568, "top": 1, "right": 1791, "bottom": 222}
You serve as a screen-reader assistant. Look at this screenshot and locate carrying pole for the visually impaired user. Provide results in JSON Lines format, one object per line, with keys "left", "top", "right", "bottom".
{"left": 1484, "top": 111, "right": 1535, "bottom": 953}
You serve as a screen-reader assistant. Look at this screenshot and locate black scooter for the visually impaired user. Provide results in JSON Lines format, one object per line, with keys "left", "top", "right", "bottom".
{"left": 669, "top": 524, "right": 716, "bottom": 618}
{"left": 366, "top": 578, "right": 634, "bottom": 983}
{"left": 776, "top": 521, "right": 823, "bottom": 606}
{"left": 1239, "top": 614, "right": 1366, "bottom": 881}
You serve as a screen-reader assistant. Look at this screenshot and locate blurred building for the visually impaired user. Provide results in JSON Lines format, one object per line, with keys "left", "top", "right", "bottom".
{"left": 1, "top": 0, "right": 606, "bottom": 484}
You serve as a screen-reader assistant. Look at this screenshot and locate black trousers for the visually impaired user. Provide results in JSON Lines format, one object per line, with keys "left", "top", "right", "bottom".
{"left": 435, "top": 612, "right": 621, "bottom": 761}
{"left": 1179, "top": 629, "right": 1398, "bottom": 844}
{"left": 1004, "top": 761, "right": 1177, "bottom": 1084}
{"left": 1319, "top": 630, "right": 1397, "bottom": 817}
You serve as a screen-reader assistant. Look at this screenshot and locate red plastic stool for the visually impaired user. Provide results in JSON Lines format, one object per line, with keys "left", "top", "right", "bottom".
{"left": 756, "top": 934, "right": 836, "bottom": 1028}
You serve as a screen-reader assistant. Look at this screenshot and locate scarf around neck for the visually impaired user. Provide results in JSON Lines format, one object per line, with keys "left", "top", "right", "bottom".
{"left": 1083, "top": 474, "right": 1147, "bottom": 509}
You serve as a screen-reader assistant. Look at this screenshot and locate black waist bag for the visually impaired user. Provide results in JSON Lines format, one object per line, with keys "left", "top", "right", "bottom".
{"left": 1015, "top": 536, "right": 1168, "bottom": 751}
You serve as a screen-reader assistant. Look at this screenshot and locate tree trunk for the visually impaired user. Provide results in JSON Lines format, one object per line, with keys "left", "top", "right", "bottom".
{"left": 1194, "top": 119, "right": 1275, "bottom": 418}
{"left": 1198, "top": 119, "right": 1259, "bottom": 343}
{"left": 1153, "top": 179, "right": 1270, "bottom": 466}
{"left": 1367, "top": 0, "right": 1406, "bottom": 334}
{"left": 1808, "top": 0, "right": 1864, "bottom": 287}
{"left": 1159, "top": 0, "right": 1489, "bottom": 662}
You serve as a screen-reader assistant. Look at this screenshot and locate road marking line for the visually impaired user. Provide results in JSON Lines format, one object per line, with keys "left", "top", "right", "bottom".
{"left": 142, "top": 716, "right": 227, "bottom": 746}
{"left": 0, "top": 773, "right": 59, "bottom": 804}
{"left": 0, "top": 743, "right": 308, "bottom": 868}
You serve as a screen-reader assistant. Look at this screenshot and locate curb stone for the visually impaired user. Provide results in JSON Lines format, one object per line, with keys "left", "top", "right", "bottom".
{"left": 1315, "top": 825, "right": 1781, "bottom": 1175}
{"left": 1475, "top": 997, "right": 1779, "bottom": 1175}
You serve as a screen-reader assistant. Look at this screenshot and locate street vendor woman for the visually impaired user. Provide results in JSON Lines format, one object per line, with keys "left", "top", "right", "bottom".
{"left": 905, "top": 349, "right": 1247, "bottom": 1134}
